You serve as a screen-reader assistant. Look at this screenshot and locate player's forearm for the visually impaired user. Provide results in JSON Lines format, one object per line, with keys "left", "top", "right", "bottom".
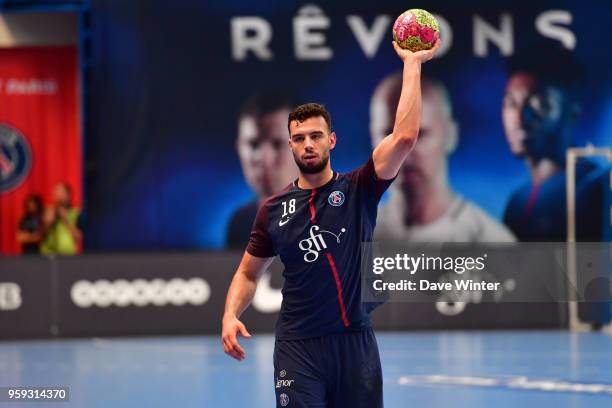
{"left": 392, "top": 59, "right": 422, "bottom": 147}
{"left": 223, "top": 269, "right": 258, "bottom": 320}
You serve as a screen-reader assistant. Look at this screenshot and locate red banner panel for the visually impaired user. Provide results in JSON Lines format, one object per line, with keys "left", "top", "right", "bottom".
{"left": 0, "top": 47, "right": 81, "bottom": 255}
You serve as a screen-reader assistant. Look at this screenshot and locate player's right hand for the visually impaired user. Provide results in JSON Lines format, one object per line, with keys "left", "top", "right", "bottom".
{"left": 392, "top": 40, "right": 441, "bottom": 64}
{"left": 221, "top": 315, "right": 251, "bottom": 361}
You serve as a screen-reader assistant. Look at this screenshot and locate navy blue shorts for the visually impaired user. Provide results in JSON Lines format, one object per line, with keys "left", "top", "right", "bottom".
{"left": 273, "top": 328, "right": 383, "bottom": 407}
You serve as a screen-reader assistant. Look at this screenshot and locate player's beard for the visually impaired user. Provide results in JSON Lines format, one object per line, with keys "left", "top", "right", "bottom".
{"left": 294, "top": 150, "right": 330, "bottom": 174}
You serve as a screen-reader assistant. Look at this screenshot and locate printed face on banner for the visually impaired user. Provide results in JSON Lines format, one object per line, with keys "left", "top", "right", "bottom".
{"left": 237, "top": 108, "right": 297, "bottom": 198}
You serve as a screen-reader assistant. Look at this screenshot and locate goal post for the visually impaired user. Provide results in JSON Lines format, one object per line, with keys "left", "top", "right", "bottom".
{"left": 566, "top": 146, "right": 612, "bottom": 331}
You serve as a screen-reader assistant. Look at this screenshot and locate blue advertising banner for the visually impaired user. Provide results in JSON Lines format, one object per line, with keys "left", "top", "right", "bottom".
{"left": 86, "top": 0, "right": 611, "bottom": 250}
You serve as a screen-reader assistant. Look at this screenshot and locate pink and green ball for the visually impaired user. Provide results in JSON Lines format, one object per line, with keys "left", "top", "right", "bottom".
{"left": 393, "top": 9, "right": 440, "bottom": 52}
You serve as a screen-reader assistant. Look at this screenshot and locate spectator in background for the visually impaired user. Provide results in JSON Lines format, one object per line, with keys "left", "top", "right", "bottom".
{"left": 41, "top": 182, "right": 82, "bottom": 255}
{"left": 370, "top": 72, "right": 515, "bottom": 242}
{"left": 16, "top": 194, "right": 44, "bottom": 254}
{"left": 501, "top": 44, "right": 606, "bottom": 241}
{"left": 226, "top": 92, "right": 299, "bottom": 248}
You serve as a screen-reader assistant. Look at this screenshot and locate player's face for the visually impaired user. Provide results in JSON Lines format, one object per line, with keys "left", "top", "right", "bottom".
{"left": 288, "top": 116, "right": 336, "bottom": 175}
{"left": 502, "top": 73, "right": 537, "bottom": 156}
{"left": 237, "top": 109, "right": 297, "bottom": 198}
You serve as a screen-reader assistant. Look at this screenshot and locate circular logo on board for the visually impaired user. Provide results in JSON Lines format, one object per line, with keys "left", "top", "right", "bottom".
{"left": 0, "top": 124, "right": 32, "bottom": 194}
{"left": 328, "top": 190, "right": 345, "bottom": 207}
{"left": 279, "top": 393, "right": 290, "bottom": 407}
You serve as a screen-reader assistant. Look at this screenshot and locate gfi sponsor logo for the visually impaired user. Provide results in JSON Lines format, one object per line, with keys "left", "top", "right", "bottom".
{"left": 70, "top": 278, "right": 211, "bottom": 308}
{"left": 298, "top": 225, "right": 346, "bottom": 262}
{"left": 0, "top": 282, "right": 22, "bottom": 311}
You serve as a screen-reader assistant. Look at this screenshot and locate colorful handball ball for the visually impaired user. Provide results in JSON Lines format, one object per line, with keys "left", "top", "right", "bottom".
{"left": 392, "top": 9, "right": 440, "bottom": 52}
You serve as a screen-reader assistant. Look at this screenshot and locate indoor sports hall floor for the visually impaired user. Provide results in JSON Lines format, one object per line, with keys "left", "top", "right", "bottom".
{"left": 1, "top": 330, "right": 611, "bottom": 407}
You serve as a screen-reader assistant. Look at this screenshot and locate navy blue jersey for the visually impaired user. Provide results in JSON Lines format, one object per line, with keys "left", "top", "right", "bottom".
{"left": 246, "top": 156, "right": 395, "bottom": 340}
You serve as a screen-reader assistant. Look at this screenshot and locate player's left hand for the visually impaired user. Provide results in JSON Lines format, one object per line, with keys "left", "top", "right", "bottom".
{"left": 392, "top": 40, "right": 441, "bottom": 64}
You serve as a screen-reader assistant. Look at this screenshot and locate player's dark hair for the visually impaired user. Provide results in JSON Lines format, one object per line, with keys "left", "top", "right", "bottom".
{"left": 288, "top": 103, "right": 332, "bottom": 133}
{"left": 238, "top": 92, "right": 294, "bottom": 119}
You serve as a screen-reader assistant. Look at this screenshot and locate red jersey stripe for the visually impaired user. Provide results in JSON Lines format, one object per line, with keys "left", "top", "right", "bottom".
{"left": 325, "top": 252, "right": 350, "bottom": 327}
{"left": 308, "top": 189, "right": 317, "bottom": 223}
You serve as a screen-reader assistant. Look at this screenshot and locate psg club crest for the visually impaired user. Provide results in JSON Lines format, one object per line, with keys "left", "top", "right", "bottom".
{"left": 279, "top": 393, "right": 290, "bottom": 407}
{"left": 328, "top": 190, "right": 345, "bottom": 207}
{"left": 0, "top": 124, "right": 32, "bottom": 194}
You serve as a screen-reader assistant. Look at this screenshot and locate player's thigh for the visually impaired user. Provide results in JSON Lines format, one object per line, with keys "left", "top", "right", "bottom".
{"left": 274, "top": 340, "right": 327, "bottom": 408}
{"left": 333, "top": 330, "right": 383, "bottom": 408}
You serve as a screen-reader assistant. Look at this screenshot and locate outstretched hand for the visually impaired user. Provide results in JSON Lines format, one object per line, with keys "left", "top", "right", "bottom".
{"left": 392, "top": 40, "right": 441, "bottom": 64}
{"left": 221, "top": 315, "right": 251, "bottom": 361}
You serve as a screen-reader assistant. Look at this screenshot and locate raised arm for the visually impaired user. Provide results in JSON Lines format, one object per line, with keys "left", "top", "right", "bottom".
{"left": 372, "top": 41, "right": 441, "bottom": 180}
{"left": 221, "top": 251, "right": 274, "bottom": 361}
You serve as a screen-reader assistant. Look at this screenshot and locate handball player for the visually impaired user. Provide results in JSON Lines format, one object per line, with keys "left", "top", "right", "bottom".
{"left": 222, "top": 40, "right": 440, "bottom": 407}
